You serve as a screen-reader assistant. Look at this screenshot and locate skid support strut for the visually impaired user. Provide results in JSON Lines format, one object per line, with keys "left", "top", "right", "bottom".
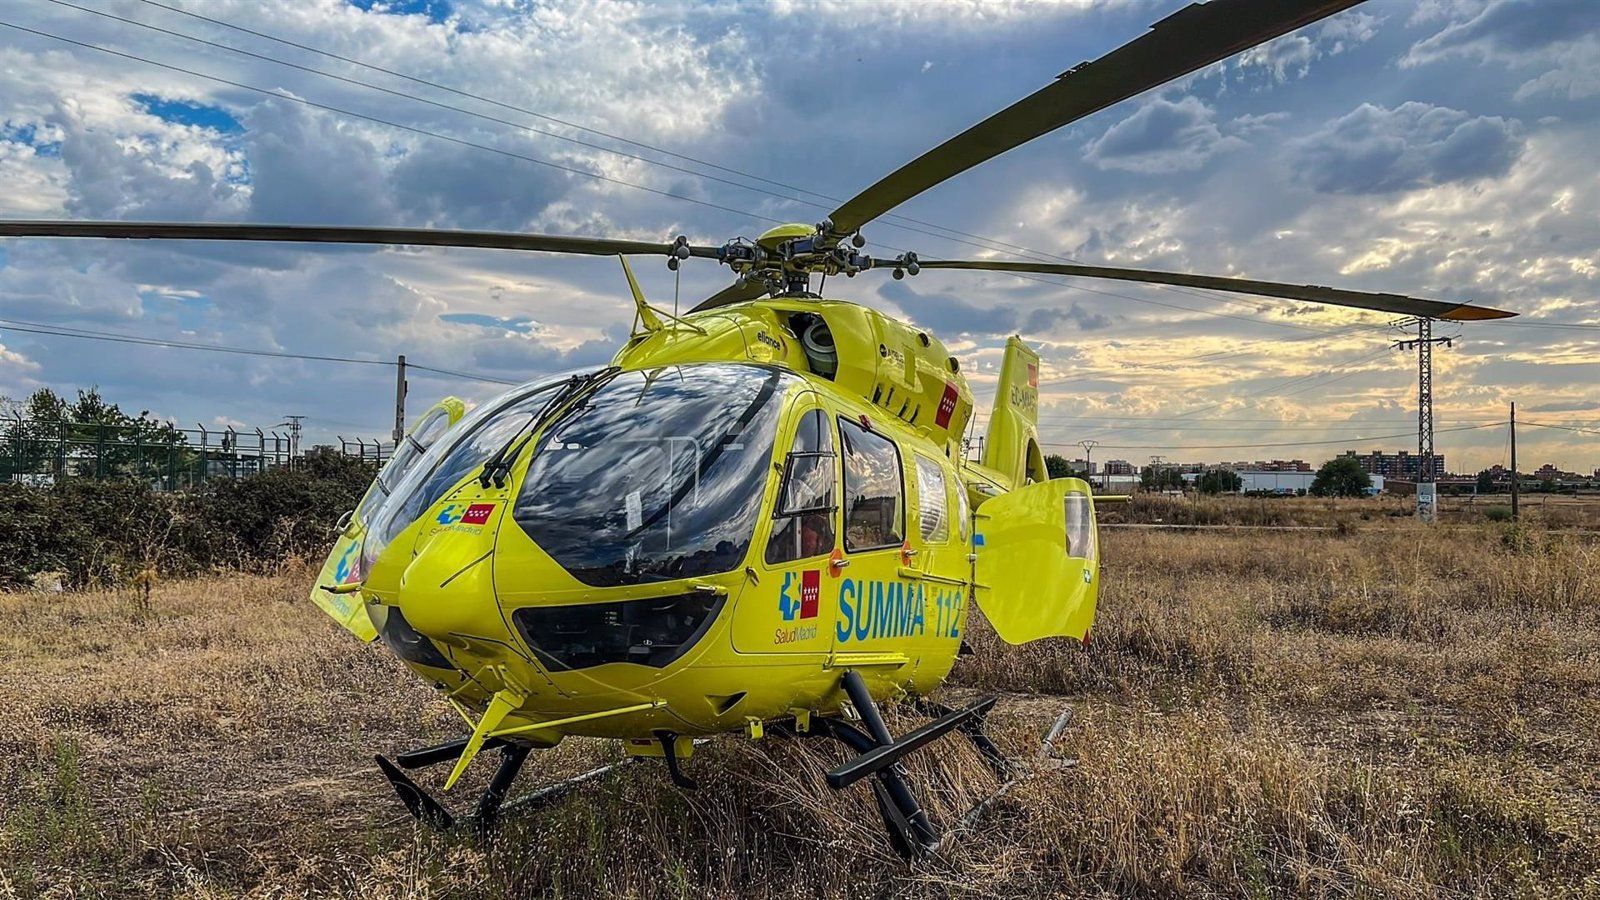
{"left": 376, "top": 740, "right": 533, "bottom": 833}
{"left": 817, "top": 670, "right": 999, "bottom": 858}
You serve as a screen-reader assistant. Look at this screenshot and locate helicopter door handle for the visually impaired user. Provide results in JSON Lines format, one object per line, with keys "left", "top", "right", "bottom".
{"left": 830, "top": 558, "right": 850, "bottom": 570}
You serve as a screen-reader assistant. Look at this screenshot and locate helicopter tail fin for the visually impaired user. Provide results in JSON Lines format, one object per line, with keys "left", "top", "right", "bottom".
{"left": 980, "top": 336, "right": 1046, "bottom": 488}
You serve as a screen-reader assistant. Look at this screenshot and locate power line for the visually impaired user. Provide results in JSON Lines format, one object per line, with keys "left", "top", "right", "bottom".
{"left": 48, "top": 1, "right": 833, "bottom": 214}
{"left": 20, "top": 7, "right": 1396, "bottom": 337}
{"left": 0, "top": 316, "right": 517, "bottom": 385}
{"left": 1479, "top": 320, "right": 1600, "bottom": 331}
{"left": 1028, "top": 421, "right": 1495, "bottom": 433}
{"left": 1036, "top": 320, "right": 1395, "bottom": 387}
{"left": 1098, "top": 344, "right": 1396, "bottom": 431}
{"left": 0, "top": 18, "right": 789, "bottom": 232}
{"left": 23, "top": 5, "right": 1582, "bottom": 359}
{"left": 406, "top": 362, "right": 516, "bottom": 385}
{"left": 0, "top": 316, "right": 389, "bottom": 365}
{"left": 131, "top": 0, "right": 937, "bottom": 233}
{"left": 126, "top": 0, "right": 1341, "bottom": 321}
{"left": 40, "top": 1, "right": 1123, "bottom": 267}
{"left": 1030, "top": 412, "right": 1500, "bottom": 424}
{"left": 1522, "top": 421, "right": 1600, "bottom": 437}
{"left": 1041, "top": 344, "right": 1400, "bottom": 448}
{"left": 79, "top": 0, "right": 1108, "bottom": 276}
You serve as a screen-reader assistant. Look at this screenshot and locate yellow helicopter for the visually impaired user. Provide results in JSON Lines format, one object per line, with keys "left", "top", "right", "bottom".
{"left": 0, "top": 0, "right": 1515, "bottom": 856}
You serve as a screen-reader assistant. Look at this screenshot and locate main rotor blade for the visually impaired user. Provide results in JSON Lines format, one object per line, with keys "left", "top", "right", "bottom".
{"left": 826, "top": 0, "right": 1363, "bottom": 239}
{"left": 913, "top": 259, "right": 1517, "bottom": 321}
{"left": 0, "top": 220, "right": 723, "bottom": 258}
{"left": 689, "top": 280, "right": 770, "bottom": 313}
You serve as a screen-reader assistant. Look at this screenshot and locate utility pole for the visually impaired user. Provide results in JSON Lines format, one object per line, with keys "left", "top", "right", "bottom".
{"left": 1077, "top": 439, "right": 1098, "bottom": 492}
{"left": 277, "top": 415, "right": 305, "bottom": 466}
{"left": 393, "top": 354, "right": 408, "bottom": 449}
{"left": 1394, "top": 318, "right": 1454, "bottom": 523}
{"left": 1510, "top": 401, "right": 1519, "bottom": 522}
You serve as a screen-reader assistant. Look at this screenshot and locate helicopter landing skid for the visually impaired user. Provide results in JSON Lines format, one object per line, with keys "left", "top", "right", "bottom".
{"left": 374, "top": 687, "right": 1052, "bottom": 857}
{"left": 377, "top": 741, "right": 531, "bottom": 834}
{"left": 376, "top": 740, "right": 621, "bottom": 835}
{"left": 784, "top": 670, "right": 1003, "bottom": 858}
{"left": 800, "top": 684, "right": 1075, "bottom": 859}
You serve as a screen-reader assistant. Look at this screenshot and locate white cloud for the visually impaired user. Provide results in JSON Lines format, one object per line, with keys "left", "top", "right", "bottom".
{"left": 1290, "top": 102, "right": 1523, "bottom": 195}
{"left": 1083, "top": 96, "right": 1242, "bottom": 173}
{"left": 1403, "top": 0, "right": 1600, "bottom": 100}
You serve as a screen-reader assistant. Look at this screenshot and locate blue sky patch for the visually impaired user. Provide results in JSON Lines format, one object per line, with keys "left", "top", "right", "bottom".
{"left": 132, "top": 93, "right": 243, "bottom": 134}
{"left": 2, "top": 122, "right": 62, "bottom": 157}
{"left": 347, "top": 0, "right": 451, "bottom": 25}
{"left": 440, "top": 313, "right": 538, "bottom": 334}
{"left": 137, "top": 288, "right": 217, "bottom": 332}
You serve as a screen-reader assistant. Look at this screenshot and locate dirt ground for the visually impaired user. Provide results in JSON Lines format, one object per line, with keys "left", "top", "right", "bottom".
{"left": 2, "top": 516, "right": 1597, "bottom": 898}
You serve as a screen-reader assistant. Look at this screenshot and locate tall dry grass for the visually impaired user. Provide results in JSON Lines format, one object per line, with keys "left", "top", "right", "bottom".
{"left": 2, "top": 517, "right": 1597, "bottom": 898}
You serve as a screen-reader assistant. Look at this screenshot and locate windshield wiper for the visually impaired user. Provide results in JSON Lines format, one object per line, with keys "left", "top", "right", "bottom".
{"left": 478, "top": 368, "right": 616, "bottom": 489}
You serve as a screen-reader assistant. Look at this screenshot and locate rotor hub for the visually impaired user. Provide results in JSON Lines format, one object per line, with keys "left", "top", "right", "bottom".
{"left": 715, "top": 222, "right": 918, "bottom": 296}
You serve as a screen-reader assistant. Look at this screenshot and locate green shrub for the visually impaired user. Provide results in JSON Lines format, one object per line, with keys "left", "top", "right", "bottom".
{"left": 1483, "top": 505, "right": 1514, "bottom": 523}
{"left": 0, "top": 449, "right": 374, "bottom": 590}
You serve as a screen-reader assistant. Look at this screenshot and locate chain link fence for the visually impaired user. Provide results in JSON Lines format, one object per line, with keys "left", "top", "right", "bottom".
{"left": 0, "top": 415, "right": 391, "bottom": 490}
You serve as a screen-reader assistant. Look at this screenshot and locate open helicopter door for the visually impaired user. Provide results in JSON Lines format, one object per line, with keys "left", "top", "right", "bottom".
{"left": 309, "top": 397, "right": 465, "bottom": 640}
{"left": 971, "top": 477, "right": 1098, "bottom": 644}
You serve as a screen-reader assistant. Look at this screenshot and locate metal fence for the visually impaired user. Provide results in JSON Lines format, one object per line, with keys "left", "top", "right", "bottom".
{"left": 1, "top": 416, "right": 388, "bottom": 490}
{"left": 338, "top": 436, "right": 393, "bottom": 466}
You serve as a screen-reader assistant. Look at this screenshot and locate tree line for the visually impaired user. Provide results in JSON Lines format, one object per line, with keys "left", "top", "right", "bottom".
{"left": 1045, "top": 453, "right": 1375, "bottom": 497}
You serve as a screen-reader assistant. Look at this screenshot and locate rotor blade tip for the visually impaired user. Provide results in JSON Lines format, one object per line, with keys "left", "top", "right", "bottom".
{"left": 1442, "top": 306, "right": 1518, "bottom": 321}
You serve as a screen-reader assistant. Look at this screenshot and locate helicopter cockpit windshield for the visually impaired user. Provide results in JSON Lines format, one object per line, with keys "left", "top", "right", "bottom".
{"left": 515, "top": 364, "right": 795, "bottom": 587}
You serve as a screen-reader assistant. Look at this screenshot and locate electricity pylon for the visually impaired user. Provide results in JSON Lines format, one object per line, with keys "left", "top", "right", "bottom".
{"left": 1393, "top": 318, "right": 1455, "bottom": 523}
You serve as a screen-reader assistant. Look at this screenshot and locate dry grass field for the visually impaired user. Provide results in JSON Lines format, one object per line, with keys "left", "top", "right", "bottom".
{"left": 2, "top": 514, "right": 1598, "bottom": 898}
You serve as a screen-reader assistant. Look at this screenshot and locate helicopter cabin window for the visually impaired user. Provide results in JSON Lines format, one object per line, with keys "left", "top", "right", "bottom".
{"left": 365, "top": 372, "right": 589, "bottom": 556}
{"left": 355, "top": 404, "right": 454, "bottom": 523}
{"left": 765, "top": 409, "right": 836, "bottom": 565}
{"left": 517, "top": 365, "right": 793, "bottom": 587}
{"left": 1065, "top": 492, "right": 1096, "bottom": 561}
{"left": 914, "top": 454, "right": 949, "bottom": 543}
{"left": 956, "top": 477, "right": 971, "bottom": 543}
{"left": 839, "top": 417, "right": 904, "bottom": 551}
{"left": 374, "top": 390, "right": 552, "bottom": 549}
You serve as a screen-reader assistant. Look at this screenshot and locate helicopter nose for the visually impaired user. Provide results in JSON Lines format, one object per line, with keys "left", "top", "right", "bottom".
{"left": 387, "top": 501, "right": 516, "bottom": 658}
{"left": 372, "top": 603, "right": 455, "bottom": 671}
{"left": 399, "top": 553, "right": 500, "bottom": 646}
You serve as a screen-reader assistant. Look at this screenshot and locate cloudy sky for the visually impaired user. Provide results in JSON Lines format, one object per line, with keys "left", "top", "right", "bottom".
{"left": 0, "top": 0, "right": 1596, "bottom": 473}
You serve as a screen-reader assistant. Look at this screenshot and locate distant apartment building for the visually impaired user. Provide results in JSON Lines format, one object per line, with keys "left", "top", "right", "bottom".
{"left": 1532, "top": 464, "right": 1588, "bottom": 482}
{"left": 1220, "top": 459, "right": 1309, "bottom": 472}
{"left": 1339, "top": 449, "right": 1445, "bottom": 481}
{"left": 1104, "top": 459, "right": 1136, "bottom": 476}
{"left": 1477, "top": 464, "right": 1593, "bottom": 488}
{"left": 1229, "top": 458, "right": 1311, "bottom": 472}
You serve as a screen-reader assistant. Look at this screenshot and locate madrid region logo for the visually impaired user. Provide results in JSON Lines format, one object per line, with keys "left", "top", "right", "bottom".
{"left": 779, "top": 570, "right": 820, "bottom": 621}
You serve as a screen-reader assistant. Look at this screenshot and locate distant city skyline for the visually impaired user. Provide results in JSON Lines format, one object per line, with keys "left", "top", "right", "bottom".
{"left": 1054, "top": 448, "right": 1599, "bottom": 481}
